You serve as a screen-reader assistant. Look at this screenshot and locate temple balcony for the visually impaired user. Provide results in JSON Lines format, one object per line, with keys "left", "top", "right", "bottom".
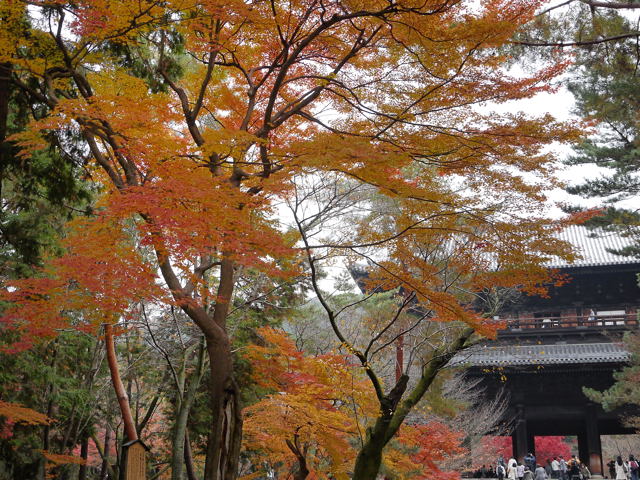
{"left": 497, "top": 309, "right": 639, "bottom": 341}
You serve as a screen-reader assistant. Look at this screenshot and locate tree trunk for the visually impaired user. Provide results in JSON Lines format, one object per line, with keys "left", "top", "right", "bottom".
{"left": 105, "top": 324, "right": 138, "bottom": 443}
{"left": 351, "top": 414, "right": 391, "bottom": 480}
{"left": 352, "top": 375, "right": 410, "bottom": 480}
{"left": 0, "top": 62, "right": 11, "bottom": 144}
{"left": 99, "top": 426, "right": 112, "bottom": 480}
{"left": 202, "top": 336, "right": 242, "bottom": 480}
{"left": 0, "top": 61, "right": 9, "bottom": 206}
{"left": 352, "top": 330, "right": 474, "bottom": 480}
{"left": 286, "top": 433, "right": 310, "bottom": 480}
{"left": 170, "top": 400, "right": 189, "bottom": 480}
{"left": 184, "top": 431, "right": 198, "bottom": 480}
{"left": 39, "top": 342, "right": 59, "bottom": 480}
{"left": 78, "top": 436, "right": 89, "bottom": 480}
{"left": 171, "top": 341, "right": 205, "bottom": 480}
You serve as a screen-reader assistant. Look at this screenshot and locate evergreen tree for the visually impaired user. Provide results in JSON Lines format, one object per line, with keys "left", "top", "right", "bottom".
{"left": 564, "top": 11, "right": 640, "bottom": 256}
{"left": 513, "top": 5, "right": 640, "bottom": 256}
{"left": 0, "top": 64, "right": 91, "bottom": 277}
{"left": 0, "top": 15, "right": 92, "bottom": 478}
{"left": 584, "top": 331, "right": 640, "bottom": 429}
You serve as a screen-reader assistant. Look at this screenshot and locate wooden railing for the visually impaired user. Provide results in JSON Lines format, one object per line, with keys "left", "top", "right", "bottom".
{"left": 503, "top": 313, "right": 639, "bottom": 330}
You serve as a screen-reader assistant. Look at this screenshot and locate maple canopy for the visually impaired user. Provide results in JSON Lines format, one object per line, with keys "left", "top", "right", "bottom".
{"left": 1, "top": 0, "right": 578, "bottom": 344}
{"left": 0, "top": 0, "right": 584, "bottom": 478}
{"left": 242, "top": 327, "right": 464, "bottom": 480}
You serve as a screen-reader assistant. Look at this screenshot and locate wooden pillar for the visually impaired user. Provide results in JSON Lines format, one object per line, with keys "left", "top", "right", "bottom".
{"left": 585, "top": 404, "right": 603, "bottom": 476}
{"left": 515, "top": 312, "right": 529, "bottom": 329}
{"left": 528, "top": 434, "right": 536, "bottom": 458}
{"left": 565, "top": 308, "right": 579, "bottom": 327}
{"left": 512, "top": 404, "right": 528, "bottom": 462}
{"left": 578, "top": 433, "right": 589, "bottom": 469}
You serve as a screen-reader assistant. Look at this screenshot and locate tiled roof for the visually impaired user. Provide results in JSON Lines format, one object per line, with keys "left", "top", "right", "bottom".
{"left": 454, "top": 342, "right": 630, "bottom": 367}
{"left": 547, "top": 225, "right": 639, "bottom": 268}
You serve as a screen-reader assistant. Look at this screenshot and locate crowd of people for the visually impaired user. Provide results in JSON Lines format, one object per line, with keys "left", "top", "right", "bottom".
{"left": 607, "top": 456, "right": 640, "bottom": 480}
{"left": 472, "top": 453, "right": 640, "bottom": 480}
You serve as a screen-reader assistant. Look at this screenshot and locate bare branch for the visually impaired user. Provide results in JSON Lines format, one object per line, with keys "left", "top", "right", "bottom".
{"left": 513, "top": 32, "right": 640, "bottom": 47}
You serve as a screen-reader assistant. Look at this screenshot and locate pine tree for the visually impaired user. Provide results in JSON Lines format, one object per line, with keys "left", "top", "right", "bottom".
{"left": 564, "top": 11, "right": 640, "bottom": 256}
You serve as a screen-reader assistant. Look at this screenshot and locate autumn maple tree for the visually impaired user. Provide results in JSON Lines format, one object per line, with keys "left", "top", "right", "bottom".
{"left": 289, "top": 177, "right": 579, "bottom": 478}
{"left": 475, "top": 435, "right": 573, "bottom": 466}
{"left": 242, "top": 327, "right": 465, "bottom": 480}
{"left": 1, "top": 0, "right": 582, "bottom": 478}
{"left": 0, "top": 399, "right": 94, "bottom": 477}
{"left": 535, "top": 436, "right": 573, "bottom": 461}
{"left": 242, "top": 327, "right": 372, "bottom": 479}
{"left": 0, "top": 400, "right": 51, "bottom": 428}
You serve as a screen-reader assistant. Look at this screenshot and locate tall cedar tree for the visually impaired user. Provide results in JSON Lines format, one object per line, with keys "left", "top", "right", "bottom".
{"left": 0, "top": 11, "right": 92, "bottom": 479}
{"left": 0, "top": 52, "right": 90, "bottom": 278}
{"left": 1, "top": 1, "right": 581, "bottom": 478}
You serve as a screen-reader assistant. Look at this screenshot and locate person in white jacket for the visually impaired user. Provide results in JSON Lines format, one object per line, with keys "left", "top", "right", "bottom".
{"left": 615, "top": 456, "right": 629, "bottom": 480}
{"left": 551, "top": 458, "right": 561, "bottom": 479}
{"left": 518, "top": 463, "right": 526, "bottom": 480}
{"left": 508, "top": 458, "right": 518, "bottom": 480}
